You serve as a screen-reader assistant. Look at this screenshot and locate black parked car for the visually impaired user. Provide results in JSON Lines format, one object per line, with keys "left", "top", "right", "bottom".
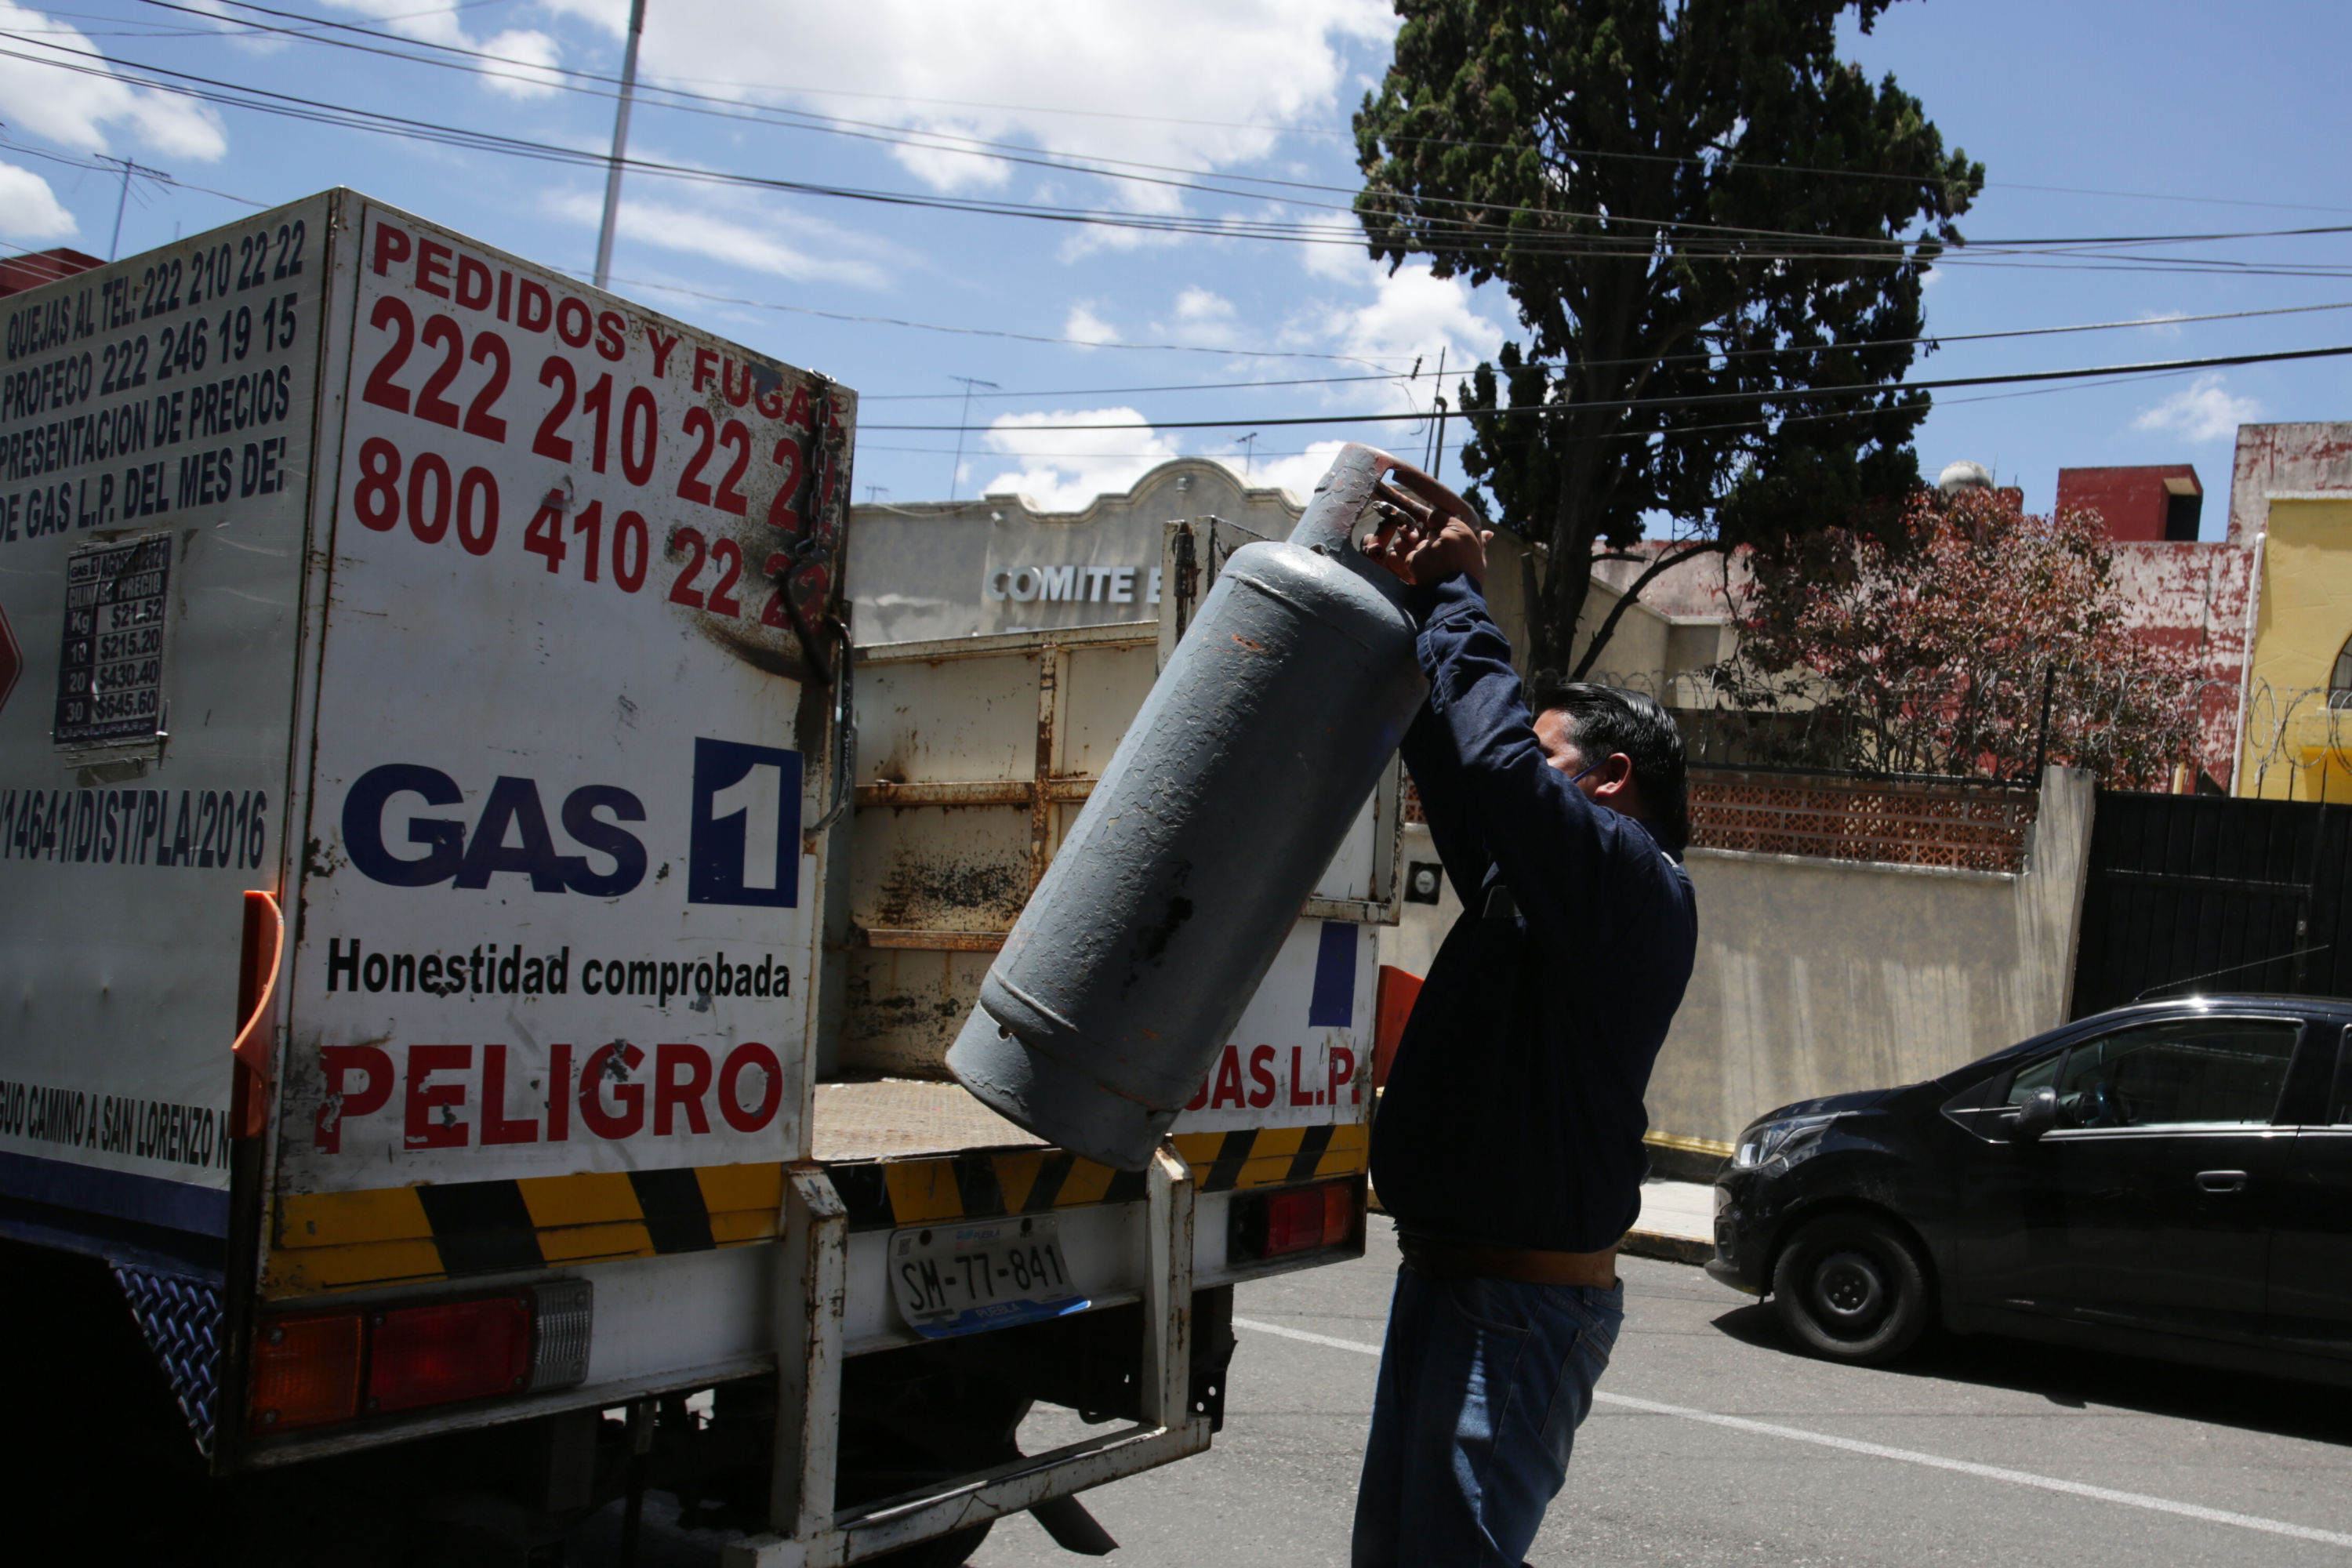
{"left": 1709, "top": 995, "right": 2352, "bottom": 1381}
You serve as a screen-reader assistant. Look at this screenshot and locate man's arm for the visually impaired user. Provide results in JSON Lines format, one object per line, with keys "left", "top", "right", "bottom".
{"left": 1413, "top": 575, "right": 1636, "bottom": 946}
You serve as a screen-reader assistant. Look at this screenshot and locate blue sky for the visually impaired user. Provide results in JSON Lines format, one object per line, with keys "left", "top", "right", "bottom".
{"left": 3, "top": 0, "right": 2346, "bottom": 535}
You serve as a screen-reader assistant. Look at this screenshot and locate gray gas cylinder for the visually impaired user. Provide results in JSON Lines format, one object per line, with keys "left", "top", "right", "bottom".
{"left": 946, "top": 444, "right": 1465, "bottom": 1169}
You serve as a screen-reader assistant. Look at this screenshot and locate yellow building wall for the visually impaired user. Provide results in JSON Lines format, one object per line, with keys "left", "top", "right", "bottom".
{"left": 2241, "top": 497, "right": 2352, "bottom": 800}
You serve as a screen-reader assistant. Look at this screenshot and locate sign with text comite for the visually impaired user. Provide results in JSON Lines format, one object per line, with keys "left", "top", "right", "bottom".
{"left": 278, "top": 201, "right": 852, "bottom": 1193}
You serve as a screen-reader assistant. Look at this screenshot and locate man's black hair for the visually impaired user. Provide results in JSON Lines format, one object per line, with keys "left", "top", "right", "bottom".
{"left": 1528, "top": 680, "right": 1689, "bottom": 857}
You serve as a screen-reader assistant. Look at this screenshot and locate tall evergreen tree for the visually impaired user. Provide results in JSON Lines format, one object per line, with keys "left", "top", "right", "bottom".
{"left": 1355, "top": 0, "right": 1982, "bottom": 676}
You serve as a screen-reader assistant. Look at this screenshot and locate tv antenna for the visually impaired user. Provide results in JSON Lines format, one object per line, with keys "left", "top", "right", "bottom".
{"left": 98, "top": 156, "right": 172, "bottom": 262}
{"left": 946, "top": 376, "right": 999, "bottom": 501}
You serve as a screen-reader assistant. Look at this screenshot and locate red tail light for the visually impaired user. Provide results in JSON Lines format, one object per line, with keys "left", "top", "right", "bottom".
{"left": 1231, "top": 1178, "right": 1363, "bottom": 1261}
{"left": 250, "top": 1280, "right": 590, "bottom": 1436}
{"left": 367, "top": 1296, "right": 532, "bottom": 1413}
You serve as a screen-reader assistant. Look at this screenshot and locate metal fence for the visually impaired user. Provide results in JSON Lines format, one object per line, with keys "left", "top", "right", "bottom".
{"left": 2237, "top": 680, "right": 2352, "bottom": 802}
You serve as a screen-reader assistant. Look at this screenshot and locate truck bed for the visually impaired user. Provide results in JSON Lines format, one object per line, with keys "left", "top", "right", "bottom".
{"left": 811, "top": 1079, "right": 1047, "bottom": 1162}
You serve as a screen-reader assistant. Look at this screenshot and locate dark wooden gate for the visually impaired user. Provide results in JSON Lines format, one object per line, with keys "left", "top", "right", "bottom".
{"left": 2071, "top": 790, "right": 2352, "bottom": 1018}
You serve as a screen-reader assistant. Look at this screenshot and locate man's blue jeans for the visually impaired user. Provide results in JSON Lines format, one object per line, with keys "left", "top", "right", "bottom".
{"left": 1351, "top": 1265, "right": 1624, "bottom": 1567}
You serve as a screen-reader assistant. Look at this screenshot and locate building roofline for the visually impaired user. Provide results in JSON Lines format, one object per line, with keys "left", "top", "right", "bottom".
{"left": 851, "top": 456, "right": 1306, "bottom": 526}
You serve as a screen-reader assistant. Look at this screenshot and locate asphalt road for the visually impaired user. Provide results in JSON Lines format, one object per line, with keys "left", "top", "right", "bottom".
{"left": 944, "top": 1216, "right": 2352, "bottom": 1568}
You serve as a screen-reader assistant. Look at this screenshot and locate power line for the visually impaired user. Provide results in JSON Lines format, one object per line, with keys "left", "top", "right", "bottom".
{"left": 863, "top": 372, "right": 1408, "bottom": 400}
{"left": 85, "top": 9, "right": 2352, "bottom": 268}
{"left": 162, "top": 0, "right": 2352, "bottom": 223}
{"left": 842, "top": 297, "right": 2352, "bottom": 400}
{"left": 27, "top": 31, "right": 2352, "bottom": 281}
{"left": 859, "top": 340, "right": 2352, "bottom": 433}
{"left": 575, "top": 273, "right": 1406, "bottom": 365}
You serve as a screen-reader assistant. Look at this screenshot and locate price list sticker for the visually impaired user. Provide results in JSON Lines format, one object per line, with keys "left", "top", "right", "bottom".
{"left": 53, "top": 533, "right": 172, "bottom": 746}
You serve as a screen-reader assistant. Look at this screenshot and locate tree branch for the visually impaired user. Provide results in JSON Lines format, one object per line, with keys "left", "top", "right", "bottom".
{"left": 1568, "top": 539, "right": 1729, "bottom": 682}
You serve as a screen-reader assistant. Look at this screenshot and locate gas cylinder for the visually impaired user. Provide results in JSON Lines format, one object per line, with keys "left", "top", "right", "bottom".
{"left": 946, "top": 445, "right": 1472, "bottom": 1169}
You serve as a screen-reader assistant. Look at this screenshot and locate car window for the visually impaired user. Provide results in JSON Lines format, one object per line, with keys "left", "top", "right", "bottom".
{"left": 2328, "top": 1026, "right": 2352, "bottom": 1123}
{"left": 2005, "top": 1052, "right": 2063, "bottom": 1106}
{"left": 2051, "top": 1018, "right": 2299, "bottom": 1130}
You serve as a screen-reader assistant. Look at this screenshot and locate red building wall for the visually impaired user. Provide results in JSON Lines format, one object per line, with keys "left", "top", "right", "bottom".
{"left": 2057, "top": 464, "right": 2204, "bottom": 543}
{"left": 0, "top": 247, "right": 102, "bottom": 297}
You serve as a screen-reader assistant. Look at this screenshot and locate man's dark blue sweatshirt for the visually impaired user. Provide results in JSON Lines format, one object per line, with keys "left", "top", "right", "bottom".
{"left": 1370, "top": 573, "right": 1698, "bottom": 1254}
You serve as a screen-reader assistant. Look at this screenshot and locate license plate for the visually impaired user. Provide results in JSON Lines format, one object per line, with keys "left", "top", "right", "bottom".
{"left": 888, "top": 1214, "right": 1089, "bottom": 1339}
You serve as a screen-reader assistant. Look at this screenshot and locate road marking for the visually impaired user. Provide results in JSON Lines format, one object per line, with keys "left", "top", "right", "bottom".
{"left": 1232, "top": 1317, "right": 2352, "bottom": 1550}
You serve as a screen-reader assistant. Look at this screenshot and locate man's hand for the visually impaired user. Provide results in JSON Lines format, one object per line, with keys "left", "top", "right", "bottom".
{"left": 1365, "top": 510, "right": 1494, "bottom": 588}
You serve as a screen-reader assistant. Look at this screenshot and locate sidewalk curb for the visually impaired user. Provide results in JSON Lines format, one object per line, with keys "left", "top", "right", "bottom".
{"left": 1621, "top": 1229, "right": 1712, "bottom": 1266}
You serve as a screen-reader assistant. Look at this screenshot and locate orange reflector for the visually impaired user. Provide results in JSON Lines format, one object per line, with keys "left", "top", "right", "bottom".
{"left": 366, "top": 1296, "right": 532, "bottom": 1414}
{"left": 250, "top": 1312, "right": 363, "bottom": 1432}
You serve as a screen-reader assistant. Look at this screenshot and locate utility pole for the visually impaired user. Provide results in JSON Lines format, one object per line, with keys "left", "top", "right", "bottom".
{"left": 593, "top": 0, "right": 649, "bottom": 291}
{"left": 1425, "top": 347, "right": 1447, "bottom": 481}
{"left": 1237, "top": 432, "right": 1260, "bottom": 482}
{"left": 946, "top": 376, "right": 998, "bottom": 500}
{"left": 100, "top": 156, "right": 171, "bottom": 263}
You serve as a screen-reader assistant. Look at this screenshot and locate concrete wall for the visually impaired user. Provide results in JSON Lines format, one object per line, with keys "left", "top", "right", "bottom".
{"left": 2230, "top": 422, "right": 2352, "bottom": 545}
{"left": 2238, "top": 495, "right": 2352, "bottom": 800}
{"left": 1646, "top": 766, "right": 2094, "bottom": 1152}
{"left": 1376, "top": 770, "right": 2095, "bottom": 1156}
{"left": 847, "top": 459, "right": 1302, "bottom": 646}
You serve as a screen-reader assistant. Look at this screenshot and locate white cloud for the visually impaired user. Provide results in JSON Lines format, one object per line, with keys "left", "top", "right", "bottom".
{"left": 977, "top": 407, "right": 1181, "bottom": 511}
{"left": 0, "top": 4, "right": 227, "bottom": 159}
{"left": 538, "top": 0, "right": 1392, "bottom": 209}
{"left": 0, "top": 161, "right": 75, "bottom": 241}
{"left": 2134, "top": 373, "right": 2262, "bottom": 444}
{"left": 318, "top": 1, "right": 564, "bottom": 97}
{"left": 1214, "top": 439, "right": 1352, "bottom": 503}
{"left": 476, "top": 29, "right": 567, "bottom": 100}
{"left": 2133, "top": 309, "right": 2188, "bottom": 341}
{"left": 1323, "top": 262, "right": 1506, "bottom": 369}
{"left": 1301, "top": 230, "right": 1371, "bottom": 282}
{"left": 1156, "top": 286, "right": 1244, "bottom": 348}
{"left": 1063, "top": 303, "right": 1119, "bottom": 347}
{"left": 546, "top": 188, "right": 887, "bottom": 289}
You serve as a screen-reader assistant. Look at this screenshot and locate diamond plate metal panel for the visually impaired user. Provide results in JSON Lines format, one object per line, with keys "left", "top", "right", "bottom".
{"left": 114, "top": 1265, "right": 223, "bottom": 1455}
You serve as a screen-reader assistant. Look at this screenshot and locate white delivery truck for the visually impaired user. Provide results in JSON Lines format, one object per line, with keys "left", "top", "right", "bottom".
{"left": 0, "top": 192, "right": 1391, "bottom": 1565}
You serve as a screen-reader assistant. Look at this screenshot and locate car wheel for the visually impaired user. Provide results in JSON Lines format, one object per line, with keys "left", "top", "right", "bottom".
{"left": 1769, "top": 1213, "right": 1931, "bottom": 1365}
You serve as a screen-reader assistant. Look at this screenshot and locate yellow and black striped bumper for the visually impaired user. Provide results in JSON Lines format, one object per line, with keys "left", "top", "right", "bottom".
{"left": 263, "top": 1123, "right": 1366, "bottom": 1300}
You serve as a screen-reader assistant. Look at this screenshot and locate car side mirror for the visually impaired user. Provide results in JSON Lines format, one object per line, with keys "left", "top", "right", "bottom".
{"left": 2012, "top": 1087, "right": 2059, "bottom": 1141}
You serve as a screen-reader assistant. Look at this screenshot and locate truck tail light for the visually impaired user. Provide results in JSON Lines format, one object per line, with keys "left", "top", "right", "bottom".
{"left": 251, "top": 1280, "right": 590, "bottom": 1435}
{"left": 367, "top": 1296, "right": 532, "bottom": 1413}
{"left": 1230, "top": 1178, "right": 1363, "bottom": 1263}
{"left": 252, "top": 1312, "right": 363, "bottom": 1431}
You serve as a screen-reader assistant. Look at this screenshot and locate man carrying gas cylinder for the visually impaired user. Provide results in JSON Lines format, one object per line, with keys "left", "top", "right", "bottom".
{"left": 1354, "top": 503, "right": 1698, "bottom": 1566}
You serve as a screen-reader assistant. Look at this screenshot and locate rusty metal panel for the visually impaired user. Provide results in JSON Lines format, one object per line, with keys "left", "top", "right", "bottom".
{"left": 847, "top": 800, "right": 1030, "bottom": 933}
{"left": 1056, "top": 641, "right": 1157, "bottom": 778}
{"left": 840, "top": 946, "right": 993, "bottom": 1077}
{"left": 856, "top": 647, "right": 1039, "bottom": 786}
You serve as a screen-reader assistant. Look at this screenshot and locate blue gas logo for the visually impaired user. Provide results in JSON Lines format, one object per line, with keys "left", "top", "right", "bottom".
{"left": 688, "top": 738, "right": 800, "bottom": 908}
{"left": 342, "top": 764, "right": 648, "bottom": 895}
{"left": 339, "top": 739, "right": 802, "bottom": 900}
